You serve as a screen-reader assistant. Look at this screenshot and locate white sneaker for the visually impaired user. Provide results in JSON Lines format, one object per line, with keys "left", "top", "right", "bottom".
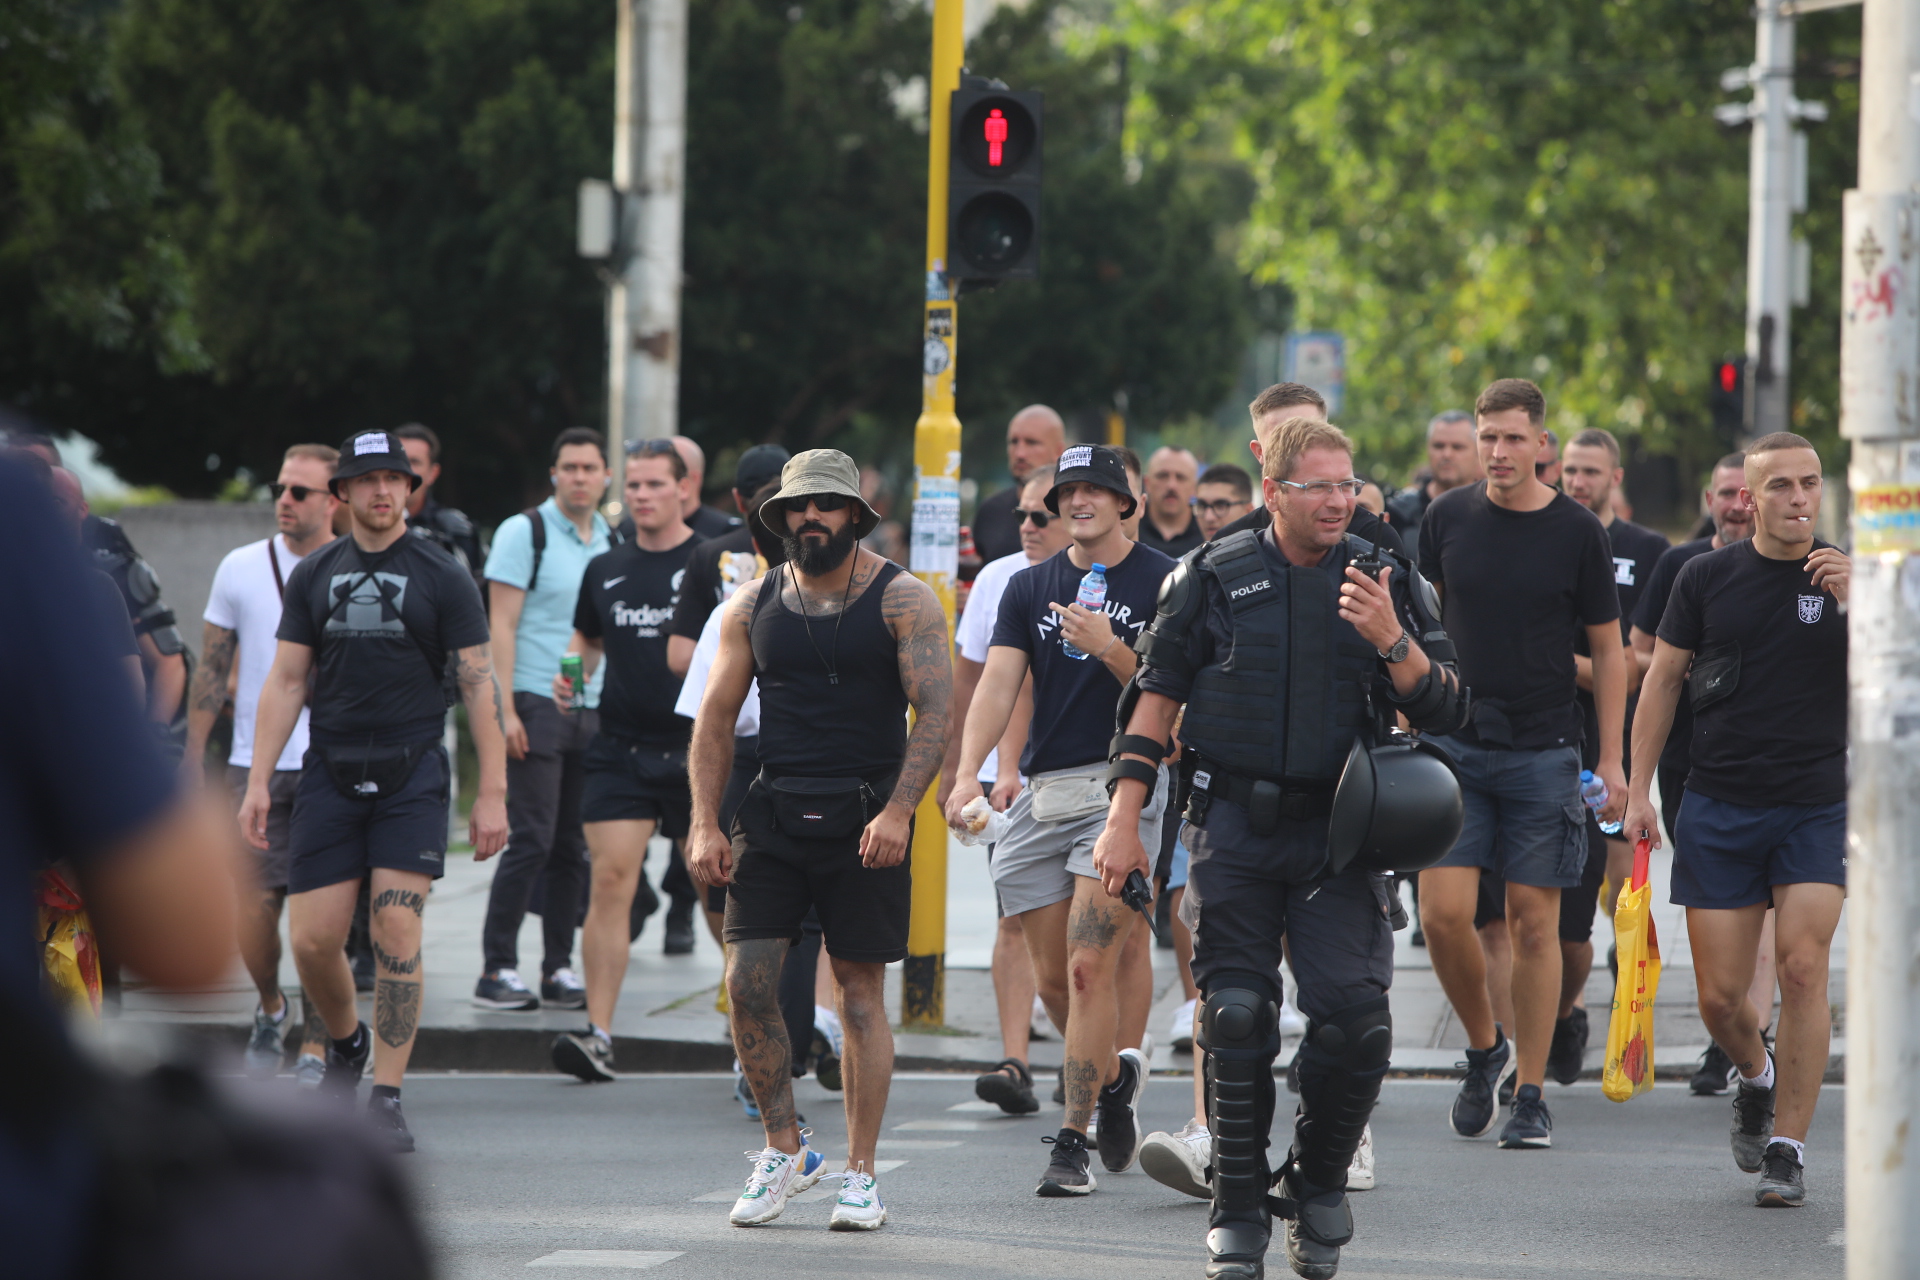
{"left": 727, "top": 1140, "right": 826, "bottom": 1226}
{"left": 814, "top": 1004, "right": 844, "bottom": 1057}
{"left": 1279, "top": 997, "right": 1307, "bottom": 1038}
{"left": 1169, "top": 997, "right": 1198, "bottom": 1051}
{"left": 1030, "top": 994, "right": 1054, "bottom": 1041}
{"left": 1138, "top": 1118, "right": 1212, "bottom": 1199}
{"left": 1347, "top": 1123, "right": 1376, "bottom": 1191}
{"left": 1137, "top": 1031, "right": 1155, "bottom": 1064}
{"left": 829, "top": 1166, "right": 887, "bottom": 1230}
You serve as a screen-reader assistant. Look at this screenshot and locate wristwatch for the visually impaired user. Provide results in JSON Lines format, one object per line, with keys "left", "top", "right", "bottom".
{"left": 1378, "top": 630, "right": 1411, "bottom": 663}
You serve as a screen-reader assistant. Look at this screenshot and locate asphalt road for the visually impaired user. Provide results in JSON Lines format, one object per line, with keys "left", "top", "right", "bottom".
{"left": 402, "top": 1073, "right": 1846, "bottom": 1279}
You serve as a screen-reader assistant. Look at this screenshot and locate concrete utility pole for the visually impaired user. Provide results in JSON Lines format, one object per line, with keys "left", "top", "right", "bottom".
{"left": 1718, "top": 2, "right": 1828, "bottom": 437}
{"left": 605, "top": 0, "right": 688, "bottom": 478}
{"left": 1842, "top": 0, "right": 1920, "bottom": 1274}
{"left": 901, "top": 0, "right": 967, "bottom": 1028}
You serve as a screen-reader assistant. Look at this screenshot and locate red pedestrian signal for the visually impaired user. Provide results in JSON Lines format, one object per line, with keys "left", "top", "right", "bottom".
{"left": 985, "top": 109, "right": 1008, "bottom": 167}
{"left": 1717, "top": 361, "right": 1738, "bottom": 394}
{"left": 949, "top": 82, "right": 1043, "bottom": 282}
{"left": 1709, "top": 356, "right": 1746, "bottom": 442}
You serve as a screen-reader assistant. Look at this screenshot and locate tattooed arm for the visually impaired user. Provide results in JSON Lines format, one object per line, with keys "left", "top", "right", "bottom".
{"left": 687, "top": 580, "right": 758, "bottom": 887}
{"left": 240, "top": 640, "right": 312, "bottom": 850}
{"left": 863, "top": 572, "right": 952, "bottom": 869}
{"left": 182, "top": 621, "right": 238, "bottom": 782}
{"left": 452, "top": 643, "right": 510, "bottom": 859}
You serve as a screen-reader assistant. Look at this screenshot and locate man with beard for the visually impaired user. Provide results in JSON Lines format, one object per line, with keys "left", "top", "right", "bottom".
{"left": 1628, "top": 453, "right": 1766, "bottom": 1095}
{"left": 1385, "top": 410, "right": 1480, "bottom": 562}
{"left": 688, "top": 450, "right": 950, "bottom": 1232}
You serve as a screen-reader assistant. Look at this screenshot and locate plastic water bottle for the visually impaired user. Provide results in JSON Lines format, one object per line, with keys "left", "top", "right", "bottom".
{"left": 1061, "top": 563, "right": 1108, "bottom": 659}
{"left": 1580, "top": 769, "right": 1623, "bottom": 835}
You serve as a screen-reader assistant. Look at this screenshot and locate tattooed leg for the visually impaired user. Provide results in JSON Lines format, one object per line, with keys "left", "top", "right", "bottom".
{"left": 298, "top": 1001, "right": 327, "bottom": 1059}
{"left": 832, "top": 957, "right": 894, "bottom": 1171}
{"left": 1060, "top": 876, "right": 1138, "bottom": 1134}
{"left": 369, "top": 868, "right": 432, "bottom": 1086}
{"left": 727, "top": 938, "right": 801, "bottom": 1154}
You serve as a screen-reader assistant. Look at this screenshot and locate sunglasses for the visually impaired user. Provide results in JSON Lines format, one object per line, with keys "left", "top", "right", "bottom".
{"left": 624, "top": 437, "right": 677, "bottom": 457}
{"left": 269, "top": 483, "right": 326, "bottom": 502}
{"left": 1013, "top": 507, "right": 1054, "bottom": 528}
{"left": 786, "top": 492, "right": 851, "bottom": 513}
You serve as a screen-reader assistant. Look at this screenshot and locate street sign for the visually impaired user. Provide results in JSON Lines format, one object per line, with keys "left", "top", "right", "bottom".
{"left": 1284, "top": 331, "right": 1347, "bottom": 418}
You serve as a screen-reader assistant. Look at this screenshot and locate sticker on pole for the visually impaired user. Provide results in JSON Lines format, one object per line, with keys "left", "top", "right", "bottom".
{"left": 911, "top": 474, "right": 960, "bottom": 578}
{"left": 1854, "top": 484, "right": 1920, "bottom": 554}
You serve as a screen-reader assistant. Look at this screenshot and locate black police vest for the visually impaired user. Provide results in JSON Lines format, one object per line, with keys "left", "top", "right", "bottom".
{"left": 1179, "top": 529, "right": 1376, "bottom": 787}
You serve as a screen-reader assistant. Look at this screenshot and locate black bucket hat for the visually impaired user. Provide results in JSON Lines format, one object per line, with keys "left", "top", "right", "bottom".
{"left": 330, "top": 430, "right": 422, "bottom": 495}
{"left": 1045, "top": 443, "right": 1137, "bottom": 520}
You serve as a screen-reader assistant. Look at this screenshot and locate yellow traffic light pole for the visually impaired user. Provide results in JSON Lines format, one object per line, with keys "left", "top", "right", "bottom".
{"left": 902, "top": 0, "right": 967, "bottom": 1028}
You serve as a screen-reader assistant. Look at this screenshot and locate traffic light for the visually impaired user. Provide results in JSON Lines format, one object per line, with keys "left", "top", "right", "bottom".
{"left": 948, "top": 78, "right": 1043, "bottom": 283}
{"left": 1709, "top": 356, "right": 1745, "bottom": 443}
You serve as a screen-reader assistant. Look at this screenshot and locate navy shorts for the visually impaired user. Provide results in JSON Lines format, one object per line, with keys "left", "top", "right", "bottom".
{"left": 288, "top": 745, "right": 450, "bottom": 893}
{"left": 1424, "top": 736, "right": 1587, "bottom": 889}
{"left": 1670, "top": 790, "right": 1847, "bottom": 910}
{"left": 580, "top": 735, "right": 691, "bottom": 837}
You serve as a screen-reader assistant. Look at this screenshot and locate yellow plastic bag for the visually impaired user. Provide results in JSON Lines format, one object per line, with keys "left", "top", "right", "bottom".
{"left": 39, "top": 868, "right": 101, "bottom": 1018}
{"left": 1603, "top": 837, "right": 1661, "bottom": 1102}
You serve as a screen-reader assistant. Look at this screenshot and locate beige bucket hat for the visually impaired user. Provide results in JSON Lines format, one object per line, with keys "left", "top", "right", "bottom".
{"left": 751, "top": 448, "right": 882, "bottom": 540}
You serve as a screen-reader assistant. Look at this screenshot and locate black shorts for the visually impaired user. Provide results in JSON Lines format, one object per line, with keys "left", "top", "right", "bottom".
{"left": 723, "top": 778, "right": 912, "bottom": 964}
{"left": 288, "top": 746, "right": 450, "bottom": 894}
{"left": 1558, "top": 814, "right": 1613, "bottom": 943}
{"left": 580, "top": 735, "right": 690, "bottom": 836}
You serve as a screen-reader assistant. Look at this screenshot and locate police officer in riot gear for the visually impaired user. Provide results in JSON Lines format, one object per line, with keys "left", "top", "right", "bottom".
{"left": 1092, "top": 416, "right": 1467, "bottom": 1280}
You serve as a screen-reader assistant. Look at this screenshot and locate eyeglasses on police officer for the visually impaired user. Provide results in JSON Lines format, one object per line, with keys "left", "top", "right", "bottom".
{"left": 1273, "top": 478, "right": 1365, "bottom": 500}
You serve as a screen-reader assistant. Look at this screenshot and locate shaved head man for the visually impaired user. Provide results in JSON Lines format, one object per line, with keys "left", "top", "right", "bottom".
{"left": 1139, "top": 447, "right": 1204, "bottom": 557}
{"left": 973, "top": 405, "right": 1069, "bottom": 563}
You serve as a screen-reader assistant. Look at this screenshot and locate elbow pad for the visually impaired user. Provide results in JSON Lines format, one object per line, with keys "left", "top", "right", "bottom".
{"left": 1388, "top": 664, "right": 1468, "bottom": 735}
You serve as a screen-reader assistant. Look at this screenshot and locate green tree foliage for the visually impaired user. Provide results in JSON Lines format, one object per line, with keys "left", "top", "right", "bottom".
{"left": 1117, "top": 0, "right": 1861, "bottom": 496}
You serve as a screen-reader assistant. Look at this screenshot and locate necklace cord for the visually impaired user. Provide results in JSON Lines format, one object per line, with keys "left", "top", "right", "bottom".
{"left": 792, "top": 558, "right": 856, "bottom": 685}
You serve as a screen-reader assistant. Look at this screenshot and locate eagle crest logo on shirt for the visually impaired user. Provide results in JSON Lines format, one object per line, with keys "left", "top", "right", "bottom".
{"left": 1797, "top": 594, "right": 1823, "bottom": 624}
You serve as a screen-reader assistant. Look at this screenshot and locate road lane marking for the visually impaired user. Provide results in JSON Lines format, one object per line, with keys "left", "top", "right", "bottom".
{"left": 527, "top": 1251, "right": 683, "bottom": 1269}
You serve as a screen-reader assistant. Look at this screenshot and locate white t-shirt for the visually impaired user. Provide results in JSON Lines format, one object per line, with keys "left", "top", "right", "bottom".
{"left": 204, "top": 535, "right": 312, "bottom": 770}
{"left": 958, "top": 551, "right": 1037, "bottom": 786}
{"left": 674, "top": 561, "right": 763, "bottom": 738}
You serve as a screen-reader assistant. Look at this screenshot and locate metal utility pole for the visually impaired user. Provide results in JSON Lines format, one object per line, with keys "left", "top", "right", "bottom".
{"left": 1844, "top": 0, "right": 1920, "bottom": 1272}
{"left": 604, "top": 0, "right": 688, "bottom": 478}
{"left": 1717, "top": 2, "right": 1827, "bottom": 437}
{"left": 902, "top": 0, "right": 966, "bottom": 1029}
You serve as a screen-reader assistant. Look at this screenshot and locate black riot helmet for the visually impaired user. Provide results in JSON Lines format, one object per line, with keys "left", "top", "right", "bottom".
{"left": 1325, "top": 732, "right": 1464, "bottom": 876}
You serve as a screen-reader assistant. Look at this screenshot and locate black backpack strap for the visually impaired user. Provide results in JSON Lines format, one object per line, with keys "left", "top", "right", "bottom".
{"left": 524, "top": 508, "right": 546, "bottom": 592}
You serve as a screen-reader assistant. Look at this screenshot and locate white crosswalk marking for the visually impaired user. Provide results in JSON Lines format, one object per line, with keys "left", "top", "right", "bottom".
{"left": 526, "top": 1252, "right": 683, "bottom": 1269}
{"left": 946, "top": 1100, "right": 1002, "bottom": 1112}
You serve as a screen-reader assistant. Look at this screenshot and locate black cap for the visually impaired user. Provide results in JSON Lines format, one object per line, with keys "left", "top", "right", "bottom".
{"left": 734, "top": 444, "right": 791, "bottom": 496}
{"left": 331, "top": 430, "right": 422, "bottom": 495}
{"left": 1045, "top": 443, "right": 1136, "bottom": 519}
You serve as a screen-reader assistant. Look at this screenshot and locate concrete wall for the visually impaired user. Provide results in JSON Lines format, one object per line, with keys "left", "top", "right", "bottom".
{"left": 113, "top": 502, "right": 277, "bottom": 657}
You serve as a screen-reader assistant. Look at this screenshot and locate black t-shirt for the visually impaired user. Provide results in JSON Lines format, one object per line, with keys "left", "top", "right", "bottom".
{"left": 1140, "top": 512, "right": 1206, "bottom": 558}
{"left": 991, "top": 543, "right": 1175, "bottom": 774}
{"left": 575, "top": 534, "right": 702, "bottom": 746}
{"left": 669, "top": 525, "right": 753, "bottom": 641}
{"left": 972, "top": 485, "right": 1023, "bottom": 565}
{"left": 277, "top": 534, "right": 490, "bottom": 746}
{"left": 1632, "top": 538, "right": 1715, "bottom": 773}
{"left": 1214, "top": 503, "right": 1407, "bottom": 558}
{"left": 1656, "top": 539, "right": 1847, "bottom": 808}
{"left": 1574, "top": 518, "right": 1670, "bottom": 767}
{"left": 1418, "top": 483, "right": 1620, "bottom": 750}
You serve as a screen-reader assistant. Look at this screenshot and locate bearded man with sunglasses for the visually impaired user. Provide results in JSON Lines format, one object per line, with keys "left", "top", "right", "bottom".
{"left": 185, "top": 444, "right": 344, "bottom": 1082}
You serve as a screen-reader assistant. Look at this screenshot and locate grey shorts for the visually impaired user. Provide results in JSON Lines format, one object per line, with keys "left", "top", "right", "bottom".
{"left": 228, "top": 765, "right": 300, "bottom": 891}
{"left": 1423, "top": 736, "right": 1587, "bottom": 889}
{"left": 990, "top": 762, "right": 1168, "bottom": 917}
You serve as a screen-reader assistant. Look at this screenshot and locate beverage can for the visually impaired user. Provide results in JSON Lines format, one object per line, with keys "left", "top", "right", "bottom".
{"left": 561, "top": 653, "right": 585, "bottom": 709}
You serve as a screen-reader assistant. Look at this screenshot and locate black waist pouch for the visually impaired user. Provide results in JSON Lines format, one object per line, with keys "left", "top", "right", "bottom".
{"left": 1688, "top": 642, "right": 1741, "bottom": 714}
{"left": 762, "top": 774, "right": 883, "bottom": 840}
{"left": 321, "top": 741, "right": 432, "bottom": 800}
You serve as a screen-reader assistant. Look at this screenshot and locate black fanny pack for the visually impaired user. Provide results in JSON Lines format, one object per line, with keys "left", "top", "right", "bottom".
{"left": 1688, "top": 642, "right": 1741, "bottom": 713}
{"left": 761, "top": 773, "right": 888, "bottom": 840}
{"left": 321, "top": 741, "right": 433, "bottom": 800}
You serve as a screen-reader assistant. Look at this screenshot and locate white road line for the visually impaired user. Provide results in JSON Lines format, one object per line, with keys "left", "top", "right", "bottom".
{"left": 946, "top": 1100, "right": 1002, "bottom": 1112}
{"left": 526, "top": 1251, "right": 683, "bottom": 1269}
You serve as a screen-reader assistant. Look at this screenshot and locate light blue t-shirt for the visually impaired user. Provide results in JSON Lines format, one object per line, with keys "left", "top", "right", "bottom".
{"left": 485, "top": 498, "right": 612, "bottom": 705}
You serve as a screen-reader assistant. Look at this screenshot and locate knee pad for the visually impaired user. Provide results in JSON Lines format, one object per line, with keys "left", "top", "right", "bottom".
{"left": 1298, "top": 996, "right": 1392, "bottom": 1077}
{"left": 1198, "top": 970, "right": 1280, "bottom": 1058}
{"left": 1199, "top": 973, "right": 1281, "bottom": 1215}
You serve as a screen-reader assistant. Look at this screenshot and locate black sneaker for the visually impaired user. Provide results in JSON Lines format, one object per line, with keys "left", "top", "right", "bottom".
{"left": 1730, "top": 1053, "right": 1776, "bottom": 1172}
{"left": 1094, "top": 1048, "right": 1146, "bottom": 1172}
{"left": 552, "top": 1030, "right": 616, "bottom": 1082}
{"left": 323, "top": 1022, "right": 371, "bottom": 1097}
{"left": 367, "top": 1093, "right": 415, "bottom": 1153}
{"left": 975, "top": 1058, "right": 1040, "bottom": 1115}
{"left": 1449, "top": 1027, "right": 1514, "bottom": 1137}
{"left": 663, "top": 900, "right": 696, "bottom": 955}
{"left": 472, "top": 969, "right": 540, "bottom": 1011}
{"left": 1497, "top": 1082, "right": 1553, "bottom": 1149}
{"left": 1755, "top": 1139, "right": 1805, "bottom": 1206}
{"left": 1036, "top": 1129, "right": 1096, "bottom": 1196}
{"left": 1546, "top": 1007, "right": 1589, "bottom": 1086}
{"left": 540, "top": 967, "right": 587, "bottom": 1010}
{"left": 1691, "top": 1040, "right": 1739, "bottom": 1096}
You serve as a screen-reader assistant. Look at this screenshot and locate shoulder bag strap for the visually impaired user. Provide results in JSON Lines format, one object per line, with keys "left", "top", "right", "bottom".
{"left": 267, "top": 538, "right": 286, "bottom": 602}
{"left": 523, "top": 508, "right": 546, "bottom": 592}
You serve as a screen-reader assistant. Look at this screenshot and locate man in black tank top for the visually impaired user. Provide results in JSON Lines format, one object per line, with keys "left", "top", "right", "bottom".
{"left": 687, "top": 450, "right": 952, "bottom": 1232}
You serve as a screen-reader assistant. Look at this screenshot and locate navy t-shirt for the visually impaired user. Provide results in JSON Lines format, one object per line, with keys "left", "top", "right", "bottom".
{"left": 277, "top": 532, "right": 491, "bottom": 746}
{"left": 991, "top": 543, "right": 1175, "bottom": 774}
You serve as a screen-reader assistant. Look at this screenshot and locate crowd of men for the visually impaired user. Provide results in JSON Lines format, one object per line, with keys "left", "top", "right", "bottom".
{"left": 0, "top": 372, "right": 1850, "bottom": 1275}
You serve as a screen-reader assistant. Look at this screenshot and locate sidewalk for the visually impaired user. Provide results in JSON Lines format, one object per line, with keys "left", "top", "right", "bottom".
{"left": 117, "top": 833, "right": 1845, "bottom": 1081}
